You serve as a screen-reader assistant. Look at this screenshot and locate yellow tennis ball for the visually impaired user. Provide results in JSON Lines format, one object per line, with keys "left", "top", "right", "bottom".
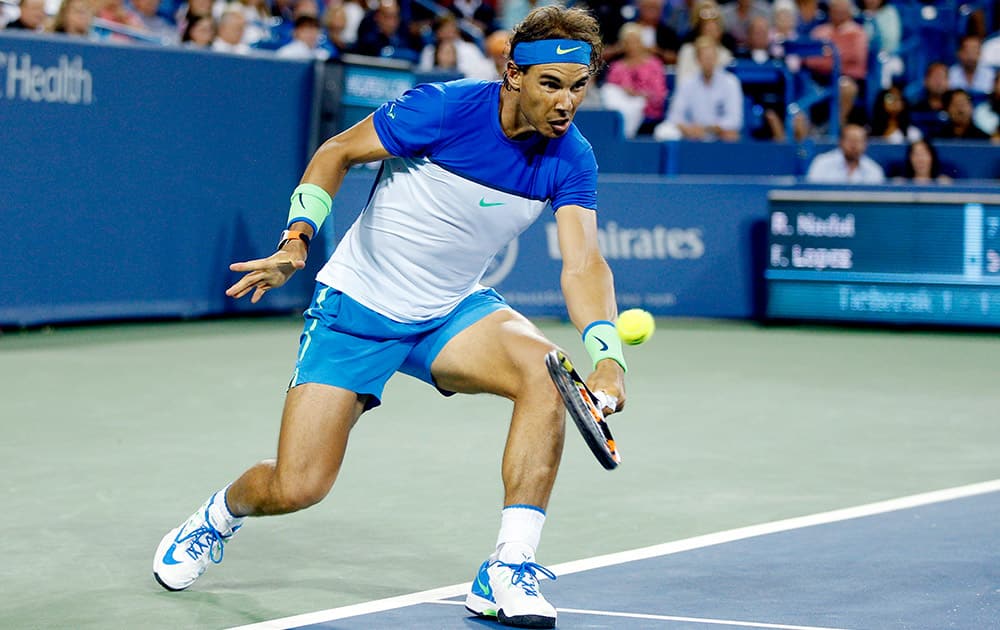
{"left": 616, "top": 309, "right": 655, "bottom": 345}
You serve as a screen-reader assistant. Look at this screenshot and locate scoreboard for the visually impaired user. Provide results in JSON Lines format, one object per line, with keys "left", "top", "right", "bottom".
{"left": 765, "top": 190, "right": 1000, "bottom": 326}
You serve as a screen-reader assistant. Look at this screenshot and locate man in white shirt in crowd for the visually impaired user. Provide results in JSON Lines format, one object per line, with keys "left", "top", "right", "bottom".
{"left": 654, "top": 35, "right": 743, "bottom": 141}
{"left": 948, "top": 34, "right": 995, "bottom": 95}
{"left": 276, "top": 14, "right": 330, "bottom": 60}
{"left": 806, "top": 123, "right": 885, "bottom": 183}
{"left": 212, "top": 6, "right": 251, "bottom": 55}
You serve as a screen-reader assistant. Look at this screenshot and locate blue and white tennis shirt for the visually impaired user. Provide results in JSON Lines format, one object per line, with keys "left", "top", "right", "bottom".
{"left": 315, "top": 79, "right": 598, "bottom": 323}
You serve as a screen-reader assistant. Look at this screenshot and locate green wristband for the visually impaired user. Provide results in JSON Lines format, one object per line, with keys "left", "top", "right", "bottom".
{"left": 287, "top": 183, "right": 332, "bottom": 234}
{"left": 582, "top": 320, "right": 627, "bottom": 372}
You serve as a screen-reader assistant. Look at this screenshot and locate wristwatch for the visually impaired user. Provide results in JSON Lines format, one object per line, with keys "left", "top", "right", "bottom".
{"left": 277, "top": 229, "right": 310, "bottom": 251}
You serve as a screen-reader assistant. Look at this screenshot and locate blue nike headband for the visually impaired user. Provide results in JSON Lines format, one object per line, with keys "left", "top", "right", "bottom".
{"left": 511, "top": 39, "right": 592, "bottom": 66}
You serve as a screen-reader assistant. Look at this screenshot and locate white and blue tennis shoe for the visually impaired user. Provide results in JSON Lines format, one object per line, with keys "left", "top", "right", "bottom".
{"left": 465, "top": 553, "right": 558, "bottom": 628}
{"left": 153, "top": 491, "right": 242, "bottom": 591}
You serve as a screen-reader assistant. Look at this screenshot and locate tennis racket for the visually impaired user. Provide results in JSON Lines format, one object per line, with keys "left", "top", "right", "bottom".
{"left": 545, "top": 349, "right": 621, "bottom": 470}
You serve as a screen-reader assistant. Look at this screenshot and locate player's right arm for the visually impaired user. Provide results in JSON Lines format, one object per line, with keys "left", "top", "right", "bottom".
{"left": 226, "top": 116, "right": 393, "bottom": 303}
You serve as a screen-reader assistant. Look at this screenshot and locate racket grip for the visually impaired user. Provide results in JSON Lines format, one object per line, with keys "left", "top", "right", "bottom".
{"left": 593, "top": 391, "right": 618, "bottom": 415}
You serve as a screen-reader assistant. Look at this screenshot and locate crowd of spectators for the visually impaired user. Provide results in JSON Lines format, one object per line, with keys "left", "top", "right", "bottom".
{"left": 3, "top": 0, "right": 999, "bottom": 180}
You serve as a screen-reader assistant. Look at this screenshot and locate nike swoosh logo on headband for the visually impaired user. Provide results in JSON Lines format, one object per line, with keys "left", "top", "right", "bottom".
{"left": 556, "top": 45, "right": 582, "bottom": 55}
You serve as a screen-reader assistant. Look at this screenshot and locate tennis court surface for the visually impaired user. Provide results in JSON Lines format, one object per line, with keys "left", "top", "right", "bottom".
{"left": 2, "top": 318, "right": 997, "bottom": 629}
{"left": 234, "top": 482, "right": 999, "bottom": 630}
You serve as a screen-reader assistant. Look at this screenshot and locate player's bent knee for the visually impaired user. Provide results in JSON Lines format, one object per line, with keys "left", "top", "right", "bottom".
{"left": 272, "top": 475, "right": 334, "bottom": 513}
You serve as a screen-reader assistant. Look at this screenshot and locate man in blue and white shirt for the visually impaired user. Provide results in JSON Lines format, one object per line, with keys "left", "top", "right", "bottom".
{"left": 155, "top": 7, "right": 629, "bottom": 628}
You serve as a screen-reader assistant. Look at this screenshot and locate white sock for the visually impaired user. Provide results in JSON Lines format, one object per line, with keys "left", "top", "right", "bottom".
{"left": 207, "top": 484, "right": 245, "bottom": 537}
{"left": 495, "top": 504, "right": 546, "bottom": 563}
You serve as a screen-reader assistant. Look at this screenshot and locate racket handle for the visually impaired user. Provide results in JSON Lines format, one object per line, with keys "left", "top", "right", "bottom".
{"left": 593, "top": 391, "right": 618, "bottom": 415}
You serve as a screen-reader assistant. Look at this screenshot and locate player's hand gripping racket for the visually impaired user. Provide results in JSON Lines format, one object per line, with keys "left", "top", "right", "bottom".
{"left": 545, "top": 350, "right": 621, "bottom": 470}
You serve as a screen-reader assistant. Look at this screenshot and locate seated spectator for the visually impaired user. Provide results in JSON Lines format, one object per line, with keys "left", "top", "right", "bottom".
{"left": 132, "top": 0, "right": 179, "bottom": 44}
{"left": 803, "top": 0, "right": 869, "bottom": 130}
{"left": 891, "top": 139, "right": 952, "bottom": 184}
{"left": 49, "top": 0, "right": 94, "bottom": 36}
{"left": 932, "top": 88, "right": 991, "bottom": 140}
{"left": 948, "top": 35, "right": 995, "bottom": 96}
{"left": 352, "top": 0, "right": 420, "bottom": 63}
{"left": 482, "top": 28, "right": 509, "bottom": 78}
{"left": 981, "top": 31, "right": 1000, "bottom": 69}
{"left": 859, "top": 0, "right": 901, "bottom": 89}
{"left": 212, "top": 6, "right": 251, "bottom": 54}
{"left": 770, "top": 0, "right": 798, "bottom": 47}
{"left": 181, "top": 13, "right": 215, "bottom": 46}
{"left": 630, "top": 0, "right": 680, "bottom": 66}
{"left": 175, "top": 0, "right": 215, "bottom": 36}
{"left": 337, "top": 0, "right": 365, "bottom": 48}
{"left": 859, "top": 0, "right": 899, "bottom": 56}
{"left": 805, "top": 0, "right": 868, "bottom": 85}
{"left": 973, "top": 72, "right": 1000, "bottom": 140}
{"left": 6, "top": 0, "right": 47, "bottom": 31}
{"left": 664, "top": 0, "right": 696, "bottom": 41}
{"left": 231, "top": 0, "right": 272, "bottom": 46}
{"left": 909, "top": 61, "right": 949, "bottom": 136}
{"left": 276, "top": 13, "right": 328, "bottom": 59}
{"left": 870, "top": 85, "right": 921, "bottom": 144}
{"left": 445, "top": 0, "right": 498, "bottom": 37}
{"left": 654, "top": 35, "right": 742, "bottom": 141}
{"left": 721, "top": 0, "right": 771, "bottom": 49}
{"left": 97, "top": 0, "right": 146, "bottom": 38}
{"left": 320, "top": 3, "right": 349, "bottom": 58}
{"left": 794, "top": 0, "right": 824, "bottom": 38}
{"left": 805, "top": 123, "right": 885, "bottom": 183}
{"left": 602, "top": 21, "right": 668, "bottom": 137}
{"left": 736, "top": 16, "right": 789, "bottom": 140}
{"left": 735, "top": 14, "right": 771, "bottom": 63}
{"left": 675, "top": 0, "right": 733, "bottom": 82}
{"left": 417, "top": 15, "right": 493, "bottom": 79}
{"left": 429, "top": 38, "right": 459, "bottom": 72}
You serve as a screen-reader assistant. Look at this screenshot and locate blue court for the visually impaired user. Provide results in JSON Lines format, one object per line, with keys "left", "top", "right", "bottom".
{"left": 231, "top": 482, "right": 1000, "bottom": 630}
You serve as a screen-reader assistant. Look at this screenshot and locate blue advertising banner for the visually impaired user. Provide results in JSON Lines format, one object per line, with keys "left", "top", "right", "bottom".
{"left": 0, "top": 33, "right": 316, "bottom": 327}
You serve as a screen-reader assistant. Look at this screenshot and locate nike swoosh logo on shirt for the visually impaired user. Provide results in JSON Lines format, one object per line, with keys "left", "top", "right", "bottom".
{"left": 479, "top": 198, "right": 504, "bottom": 207}
{"left": 556, "top": 45, "right": 582, "bottom": 55}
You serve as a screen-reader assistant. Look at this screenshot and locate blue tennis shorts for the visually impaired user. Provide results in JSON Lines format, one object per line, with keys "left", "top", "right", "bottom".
{"left": 290, "top": 282, "right": 509, "bottom": 410}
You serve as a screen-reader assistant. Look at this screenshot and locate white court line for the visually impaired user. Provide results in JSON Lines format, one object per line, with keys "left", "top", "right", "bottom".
{"left": 432, "top": 599, "right": 851, "bottom": 630}
{"left": 228, "top": 478, "right": 1000, "bottom": 630}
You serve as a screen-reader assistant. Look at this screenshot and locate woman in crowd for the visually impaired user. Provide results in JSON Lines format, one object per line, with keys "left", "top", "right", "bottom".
{"left": 897, "top": 139, "right": 952, "bottom": 184}
{"left": 675, "top": 0, "right": 733, "bottom": 82}
{"left": 49, "top": 0, "right": 95, "bottom": 36}
{"left": 181, "top": 13, "right": 216, "bottom": 47}
{"left": 602, "top": 21, "right": 668, "bottom": 136}
{"left": 870, "top": 85, "right": 922, "bottom": 144}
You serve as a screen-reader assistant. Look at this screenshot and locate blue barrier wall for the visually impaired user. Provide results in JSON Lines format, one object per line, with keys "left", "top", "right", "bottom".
{"left": 1, "top": 32, "right": 316, "bottom": 326}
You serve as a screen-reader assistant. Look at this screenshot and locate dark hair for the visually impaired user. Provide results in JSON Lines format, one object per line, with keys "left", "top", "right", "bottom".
{"left": 924, "top": 61, "right": 948, "bottom": 77}
{"left": 181, "top": 14, "right": 214, "bottom": 42}
{"left": 942, "top": 88, "right": 971, "bottom": 110}
{"left": 509, "top": 6, "right": 605, "bottom": 74}
{"left": 903, "top": 139, "right": 942, "bottom": 179}
{"left": 869, "top": 87, "right": 912, "bottom": 137}
{"left": 294, "top": 14, "right": 320, "bottom": 29}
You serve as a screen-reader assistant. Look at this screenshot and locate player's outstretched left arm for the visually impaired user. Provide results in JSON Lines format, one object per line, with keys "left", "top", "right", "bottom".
{"left": 227, "top": 115, "right": 393, "bottom": 303}
{"left": 554, "top": 204, "right": 626, "bottom": 415}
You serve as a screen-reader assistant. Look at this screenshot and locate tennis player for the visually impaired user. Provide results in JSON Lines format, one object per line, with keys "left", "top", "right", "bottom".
{"left": 154, "top": 6, "right": 627, "bottom": 628}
